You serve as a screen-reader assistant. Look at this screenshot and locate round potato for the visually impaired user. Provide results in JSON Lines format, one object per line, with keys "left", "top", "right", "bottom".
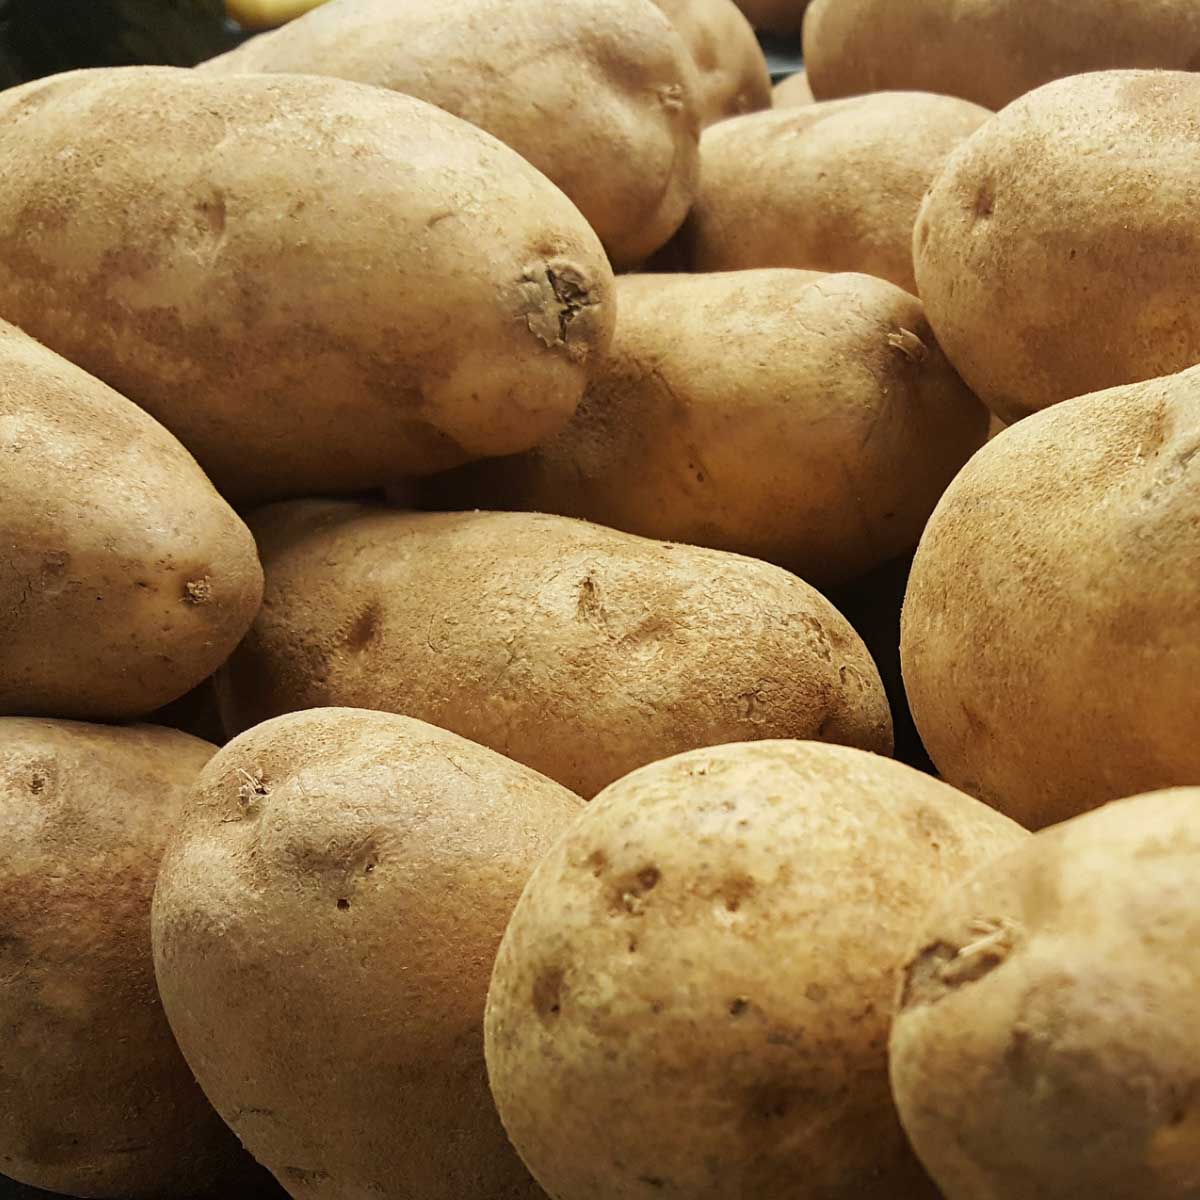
{"left": 426, "top": 271, "right": 987, "bottom": 588}
{"left": 773, "top": 68, "right": 814, "bottom": 106}
{"left": 915, "top": 70, "right": 1200, "bottom": 423}
{"left": 654, "top": 0, "right": 771, "bottom": 123}
{"left": 0, "top": 719, "right": 257, "bottom": 1198}
{"left": 485, "top": 740, "right": 1027, "bottom": 1200}
{"left": 733, "top": 0, "right": 810, "bottom": 36}
{"left": 216, "top": 504, "right": 893, "bottom": 796}
{"left": 804, "top": 0, "right": 1200, "bottom": 110}
{"left": 901, "top": 367, "right": 1200, "bottom": 830}
{"left": 891, "top": 787, "right": 1200, "bottom": 1200}
{"left": 152, "top": 707, "right": 583, "bottom": 1200}
{"left": 202, "top": 0, "right": 700, "bottom": 270}
{"left": 682, "top": 93, "right": 990, "bottom": 291}
{"left": 0, "top": 318, "right": 262, "bottom": 721}
{"left": 0, "top": 67, "right": 614, "bottom": 502}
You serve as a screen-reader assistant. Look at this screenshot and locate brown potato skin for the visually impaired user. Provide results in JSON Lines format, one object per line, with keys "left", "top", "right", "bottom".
{"left": 426, "top": 271, "right": 987, "bottom": 589}
{"left": 202, "top": 0, "right": 700, "bottom": 270}
{"left": 773, "top": 68, "right": 814, "bottom": 106}
{"left": 485, "top": 740, "right": 1027, "bottom": 1200}
{"left": 915, "top": 70, "right": 1200, "bottom": 423}
{"left": 217, "top": 504, "right": 894, "bottom": 796}
{"left": 804, "top": 0, "right": 1200, "bottom": 110}
{"left": 0, "top": 719, "right": 256, "bottom": 1198}
{"left": 0, "top": 67, "right": 613, "bottom": 502}
{"left": 152, "top": 707, "right": 584, "bottom": 1200}
{"left": 653, "top": 0, "right": 772, "bottom": 123}
{"left": 891, "top": 788, "right": 1200, "bottom": 1200}
{"left": 683, "top": 93, "right": 990, "bottom": 291}
{"left": 901, "top": 368, "right": 1200, "bottom": 829}
{"left": 0, "top": 319, "right": 262, "bottom": 721}
{"left": 733, "top": 0, "right": 810, "bottom": 36}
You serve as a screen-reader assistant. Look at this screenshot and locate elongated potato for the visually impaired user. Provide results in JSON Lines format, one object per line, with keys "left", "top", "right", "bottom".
{"left": 0, "top": 67, "right": 614, "bottom": 502}
{"left": 915, "top": 70, "right": 1200, "bottom": 422}
{"left": 682, "top": 93, "right": 990, "bottom": 290}
{"left": 773, "top": 68, "right": 814, "bottom": 106}
{"left": 153, "top": 707, "right": 583, "bottom": 1200}
{"left": 202, "top": 0, "right": 700, "bottom": 269}
{"left": 901, "top": 367, "right": 1200, "bottom": 829}
{"left": 891, "top": 788, "right": 1200, "bottom": 1200}
{"left": 426, "top": 271, "right": 987, "bottom": 588}
{"left": 804, "top": 0, "right": 1200, "bottom": 111}
{"left": 485, "top": 741, "right": 1027, "bottom": 1200}
{"left": 0, "top": 319, "right": 261, "bottom": 721}
{"left": 654, "top": 0, "right": 771, "bottom": 123}
{"left": 0, "top": 719, "right": 262, "bottom": 1198}
{"left": 217, "top": 505, "right": 893, "bottom": 796}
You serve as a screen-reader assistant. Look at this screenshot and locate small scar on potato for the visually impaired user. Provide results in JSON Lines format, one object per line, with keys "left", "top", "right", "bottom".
{"left": 184, "top": 576, "right": 214, "bottom": 604}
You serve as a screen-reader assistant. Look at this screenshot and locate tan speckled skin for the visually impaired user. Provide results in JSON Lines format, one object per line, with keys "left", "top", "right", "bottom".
{"left": 201, "top": 0, "right": 700, "bottom": 270}
{"left": 683, "top": 94, "right": 990, "bottom": 291}
{"left": 426, "top": 271, "right": 988, "bottom": 589}
{"left": 216, "top": 505, "right": 893, "bottom": 796}
{"left": 891, "top": 788, "right": 1200, "bottom": 1200}
{"left": 0, "top": 320, "right": 262, "bottom": 721}
{"left": 152, "top": 707, "right": 583, "bottom": 1200}
{"left": 485, "top": 740, "right": 1026, "bottom": 1200}
{"left": 914, "top": 70, "right": 1200, "bottom": 423}
{"left": 733, "top": 0, "right": 810, "bottom": 37}
{"left": 0, "top": 68, "right": 614, "bottom": 503}
{"left": 653, "top": 0, "right": 771, "bottom": 124}
{"left": 901, "top": 369, "right": 1200, "bottom": 830}
{"left": 804, "top": 0, "right": 1200, "bottom": 110}
{"left": 0, "top": 719, "right": 256, "bottom": 1198}
{"left": 773, "top": 69, "right": 814, "bottom": 107}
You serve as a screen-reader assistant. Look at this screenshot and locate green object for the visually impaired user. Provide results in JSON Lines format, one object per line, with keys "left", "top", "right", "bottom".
{"left": 0, "top": 0, "right": 246, "bottom": 88}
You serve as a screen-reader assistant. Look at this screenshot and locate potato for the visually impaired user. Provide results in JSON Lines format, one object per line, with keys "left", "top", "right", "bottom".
{"left": 201, "top": 0, "right": 701, "bottom": 269}
{"left": 900, "top": 367, "right": 1200, "bottom": 830}
{"left": 681, "top": 93, "right": 990, "bottom": 291}
{"left": 804, "top": 0, "right": 1200, "bottom": 111}
{"left": 0, "top": 67, "right": 614, "bottom": 502}
{"left": 152, "top": 707, "right": 583, "bottom": 1200}
{"left": 426, "top": 271, "right": 987, "bottom": 588}
{"left": 733, "top": 0, "right": 811, "bottom": 36}
{"left": 0, "top": 318, "right": 262, "bottom": 721}
{"left": 0, "top": 719, "right": 258, "bottom": 1198}
{"left": 773, "top": 68, "right": 814, "bottom": 106}
{"left": 485, "top": 740, "right": 1027, "bottom": 1200}
{"left": 217, "top": 504, "right": 893, "bottom": 795}
{"left": 914, "top": 70, "right": 1200, "bottom": 423}
{"left": 890, "top": 787, "right": 1200, "bottom": 1200}
{"left": 653, "top": 0, "right": 772, "bottom": 123}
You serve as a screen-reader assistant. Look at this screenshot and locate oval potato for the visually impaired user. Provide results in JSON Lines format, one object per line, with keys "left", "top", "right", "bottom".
{"left": 426, "top": 271, "right": 987, "bottom": 589}
{"left": 0, "top": 719, "right": 258, "bottom": 1198}
{"left": 485, "top": 740, "right": 1027, "bottom": 1200}
{"left": 202, "top": 0, "right": 701, "bottom": 270}
{"left": 891, "top": 788, "right": 1200, "bottom": 1200}
{"left": 152, "top": 707, "right": 583, "bottom": 1200}
{"left": 0, "top": 319, "right": 261, "bottom": 721}
{"left": 217, "top": 504, "right": 894, "bottom": 795}
{"left": 901, "top": 367, "right": 1200, "bottom": 829}
{"left": 0, "top": 67, "right": 614, "bottom": 502}
{"left": 683, "top": 93, "right": 991, "bottom": 291}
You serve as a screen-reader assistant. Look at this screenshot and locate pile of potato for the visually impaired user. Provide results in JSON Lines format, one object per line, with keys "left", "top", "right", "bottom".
{"left": 2, "top": 0, "right": 1198, "bottom": 1198}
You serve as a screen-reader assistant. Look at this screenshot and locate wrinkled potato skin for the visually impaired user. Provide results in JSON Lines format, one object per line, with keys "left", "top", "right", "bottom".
{"left": 0, "top": 320, "right": 262, "bottom": 721}
{"left": 733, "top": 0, "right": 810, "bottom": 36}
{"left": 0, "top": 67, "right": 613, "bottom": 502}
{"left": 202, "top": 0, "right": 700, "bottom": 270}
{"left": 485, "top": 740, "right": 1026, "bottom": 1200}
{"left": 152, "top": 708, "right": 583, "bottom": 1200}
{"left": 773, "top": 69, "right": 814, "bottom": 106}
{"left": 0, "top": 719, "right": 256, "bottom": 1198}
{"left": 901, "top": 368, "right": 1200, "bottom": 829}
{"left": 915, "top": 70, "right": 1200, "bottom": 423}
{"left": 684, "top": 94, "right": 990, "bottom": 291}
{"left": 428, "top": 271, "right": 987, "bottom": 588}
{"left": 804, "top": 0, "right": 1200, "bottom": 110}
{"left": 891, "top": 788, "right": 1200, "bottom": 1200}
{"left": 654, "top": 0, "right": 771, "bottom": 123}
{"left": 217, "top": 504, "right": 893, "bottom": 796}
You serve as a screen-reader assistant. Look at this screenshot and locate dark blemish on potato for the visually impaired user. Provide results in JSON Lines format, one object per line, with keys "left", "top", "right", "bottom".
{"left": 901, "top": 919, "right": 1020, "bottom": 1009}
{"left": 29, "top": 774, "right": 45, "bottom": 795}
{"left": 729, "top": 997, "right": 750, "bottom": 1017}
{"left": 519, "top": 260, "right": 601, "bottom": 353}
{"left": 344, "top": 602, "right": 382, "bottom": 651}
{"left": 184, "top": 576, "right": 213, "bottom": 604}
{"left": 747, "top": 1085, "right": 796, "bottom": 1122}
{"left": 195, "top": 192, "right": 227, "bottom": 237}
{"left": 336, "top": 898, "right": 350, "bottom": 911}
{"left": 533, "top": 968, "right": 564, "bottom": 1020}
{"left": 284, "top": 1166, "right": 331, "bottom": 1183}
{"left": 613, "top": 866, "right": 662, "bottom": 916}
{"left": 973, "top": 179, "right": 995, "bottom": 220}
{"left": 720, "top": 876, "right": 756, "bottom": 913}
{"left": 805, "top": 982, "right": 827, "bottom": 1003}
{"left": 587, "top": 849, "right": 609, "bottom": 877}
{"left": 234, "top": 768, "right": 270, "bottom": 818}
{"left": 887, "top": 328, "right": 928, "bottom": 363}
{"left": 576, "top": 573, "right": 605, "bottom": 623}
{"left": 638, "top": 1176, "right": 667, "bottom": 1190}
